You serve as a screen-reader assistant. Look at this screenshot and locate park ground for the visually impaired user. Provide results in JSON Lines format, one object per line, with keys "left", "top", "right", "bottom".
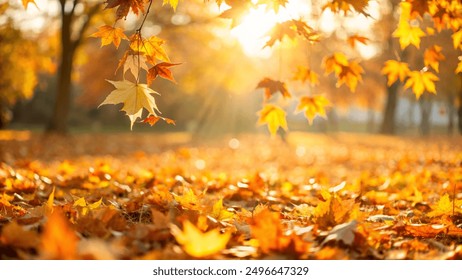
{"left": 0, "top": 130, "right": 462, "bottom": 259}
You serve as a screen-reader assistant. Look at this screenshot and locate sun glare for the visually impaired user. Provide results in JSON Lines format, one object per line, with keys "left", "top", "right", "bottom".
{"left": 229, "top": 0, "right": 311, "bottom": 58}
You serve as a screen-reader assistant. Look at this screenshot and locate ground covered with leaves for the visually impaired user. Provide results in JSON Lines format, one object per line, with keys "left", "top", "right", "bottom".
{"left": 1, "top": 131, "right": 462, "bottom": 260}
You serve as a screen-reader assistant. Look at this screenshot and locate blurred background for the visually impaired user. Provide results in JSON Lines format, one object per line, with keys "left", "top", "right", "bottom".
{"left": 1, "top": 0, "right": 461, "bottom": 137}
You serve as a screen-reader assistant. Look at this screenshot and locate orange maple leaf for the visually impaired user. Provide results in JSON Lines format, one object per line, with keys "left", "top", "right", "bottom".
{"left": 381, "top": 60, "right": 410, "bottom": 86}
{"left": 258, "top": 0, "right": 288, "bottom": 13}
{"left": 323, "top": 0, "right": 370, "bottom": 17}
{"left": 347, "top": 35, "right": 369, "bottom": 48}
{"left": 129, "top": 34, "right": 170, "bottom": 63}
{"left": 292, "top": 66, "right": 319, "bottom": 85}
{"left": 404, "top": 70, "right": 439, "bottom": 99}
{"left": 90, "top": 25, "right": 128, "bottom": 49}
{"left": 41, "top": 209, "right": 79, "bottom": 259}
{"left": 105, "top": 0, "right": 147, "bottom": 20}
{"left": 295, "top": 95, "right": 331, "bottom": 125}
{"left": 257, "top": 104, "right": 288, "bottom": 136}
{"left": 142, "top": 115, "right": 176, "bottom": 126}
{"left": 423, "top": 45, "right": 445, "bottom": 72}
{"left": 249, "top": 209, "right": 290, "bottom": 253}
{"left": 256, "top": 78, "right": 291, "bottom": 100}
{"left": 147, "top": 62, "right": 181, "bottom": 85}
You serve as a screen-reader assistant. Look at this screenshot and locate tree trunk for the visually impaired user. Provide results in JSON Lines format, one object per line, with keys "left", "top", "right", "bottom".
{"left": 47, "top": 1, "right": 74, "bottom": 134}
{"left": 46, "top": 1, "right": 100, "bottom": 134}
{"left": 380, "top": 82, "right": 399, "bottom": 134}
{"left": 419, "top": 95, "right": 432, "bottom": 136}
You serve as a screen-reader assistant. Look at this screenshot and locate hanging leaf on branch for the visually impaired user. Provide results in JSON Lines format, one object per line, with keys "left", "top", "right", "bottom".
{"left": 99, "top": 80, "right": 161, "bottom": 129}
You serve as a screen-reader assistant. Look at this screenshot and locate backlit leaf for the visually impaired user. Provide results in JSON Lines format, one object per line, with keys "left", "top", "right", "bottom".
{"left": 295, "top": 95, "right": 331, "bottom": 125}
{"left": 381, "top": 60, "right": 410, "bottom": 86}
{"left": 147, "top": 62, "right": 181, "bottom": 85}
{"left": 21, "top": 0, "right": 37, "bottom": 9}
{"left": 423, "top": 45, "right": 445, "bottom": 72}
{"left": 99, "top": 80, "right": 161, "bottom": 129}
{"left": 163, "top": 0, "right": 179, "bottom": 11}
{"left": 142, "top": 115, "right": 176, "bottom": 126}
{"left": 292, "top": 66, "right": 319, "bottom": 85}
{"left": 257, "top": 104, "right": 288, "bottom": 136}
{"left": 403, "top": 70, "right": 439, "bottom": 99}
{"left": 392, "top": 21, "right": 425, "bottom": 49}
{"left": 171, "top": 220, "right": 231, "bottom": 257}
{"left": 256, "top": 78, "right": 291, "bottom": 100}
{"left": 210, "top": 198, "right": 235, "bottom": 221}
{"left": 90, "top": 25, "right": 128, "bottom": 49}
{"left": 427, "top": 194, "right": 452, "bottom": 217}
{"left": 452, "top": 29, "right": 462, "bottom": 50}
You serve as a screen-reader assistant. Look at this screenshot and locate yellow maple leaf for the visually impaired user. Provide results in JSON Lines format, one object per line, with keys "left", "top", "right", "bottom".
{"left": 99, "top": 80, "right": 161, "bottom": 129}
{"left": 171, "top": 220, "right": 231, "bottom": 258}
{"left": 90, "top": 25, "right": 128, "bottom": 49}
{"left": 392, "top": 21, "right": 426, "bottom": 49}
{"left": 424, "top": 45, "right": 445, "bottom": 72}
{"left": 130, "top": 35, "right": 170, "bottom": 63}
{"left": 173, "top": 188, "right": 202, "bottom": 211}
{"left": 163, "top": 0, "right": 179, "bottom": 11}
{"left": 257, "top": 104, "right": 288, "bottom": 136}
{"left": 337, "top": 60, "right": 363, "bottom": 92}
{"left": 295, "top": 95, "right": 331, "bottom": 125}
{"left": 73, "top": 197, "right": 103, "bottom": 216}
{"left": 428, "top": 194, "right": 452, "bottom": 217}
{"left": 404, "top": 70, "right": 439, "bottom": 99}
{"left": 258, "top": 0, "right": 288, "bottom": 13}
{"left": 456, "top": 60, "right": 462, "bottom": 74}
{"left": 452, "top": 29, "right": 462, "bottom": 50}
{"left": 292, "top": 66, "right": 319, "bottom": 85}
{"left": 210, "top": 198, "right": 235, "bottom": 221}
{"left": 323, "top": 52, "right": 349, "bottom": 76}
{"left": 381, "top": 60, "right": 410, "bottom": 86}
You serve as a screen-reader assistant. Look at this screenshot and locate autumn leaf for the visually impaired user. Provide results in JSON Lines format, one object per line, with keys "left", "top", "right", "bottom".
{"left": 130, "top": 34, "right": 169, "bottom": 63}
{"left": 381, "top": 60, "right": 410, "bottom": 86}
{"left": 347, "top": 35, "right": 368, "bottom": 48}
{"left": 323, "top": 52, "right": 349, "bottom": 76}
{"left": 408, "top": 0, "right": 429, "bottom": 18}
{"left": 265, "top": 20, "right": 319, "bottom": 47}
{"left": 171, "top": 220, "right": 231, "bottom": 258}
{"left": 453, "top": 29, "right": 462, "bottom": 50}
{"left": 124, "top": 54, "right": 148, "bottom": 79}
{"left": 142, "top": 115, "right": 176, "bottom": 126}
{"left": 337, "top": 60, "right": 363, "bottom": 92}
{"left": 296, "top": 95, "right": 331, "bottom": 125}
{"left": 147, "top": 62, "right": 181, "bottom": 85}
{"left": 209, "top": 198, "right": 235, "bottom": 222}
{"left": 73, "top": 197, "right": 103, "bottom": 216}
{"left": 424, "top": 45, "right": 445, "bottom": 72}
{"left": 163, "top": 0, "right": 179, "bottom": 11}
{"left": 249, "top": 209, "right": 289, "bottom": 253}
{"left": 456, "top": 60, "right": 462, "bottom": 74}
{"left": 90, "top": 25, "right": 128, "bottom": 49}
{"left": 292, "top": 66, "right": 319, "bottom": 85}
{"left": 403, "top": 70, "right": 439, "bottom": 99}
{"left": 392, "top": 21, "right": 426, "bottom": 49}
{"left": 323, "top": 0, "right": 370, "bottom": 17}
{"left": 256, "top": 78, "right": 291, "bottom": 100}
{"left": 99, "top": 80, "right": 161, "bottom": 129}
{"left": 427, "top": 194, "right": 452, "bottom": 217}
{"left": 46, "top": 187, "right": 55, "bottom": 212}
{"left": 41, "top": 209, "right": 78, "bottom": 259}
{"left": 257, "top": 104, "right": 288, "bottom": 136}
{"left": 173, "top": 188, "right": 202, "bottom": 211}
{"left": 321, "top": 220, "right": 357, "bottom": 246}
{"left": 105, "top": 0, "right": 146, "bottom": 20}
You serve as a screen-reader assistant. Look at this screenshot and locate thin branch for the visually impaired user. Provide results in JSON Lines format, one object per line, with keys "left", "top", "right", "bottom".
{"left": 136, "top": 0, "right": 154, "bottom": 33}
